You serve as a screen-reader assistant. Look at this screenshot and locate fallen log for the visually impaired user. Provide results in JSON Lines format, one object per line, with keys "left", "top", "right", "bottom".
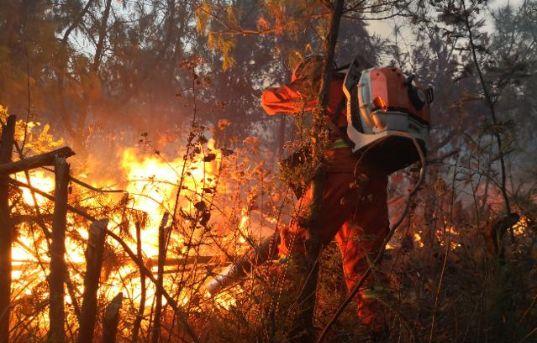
{"left": 0, "top": 146, "right": 74, "bottom": 175}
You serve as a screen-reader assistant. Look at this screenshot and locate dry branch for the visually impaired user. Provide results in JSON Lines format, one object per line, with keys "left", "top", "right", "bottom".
{"left": 49, "top": 157, "right": 69, "bottom": 343}
{"left": 42, "top": 166, "right": 125, "bottom": 194}
{"left": 102, "top": 292, "right": 123, "bottom": 343}
{"left": 131, "top": 222, "right": 145, "bottom": 343}
{"left": 0, "top": 146, "right": 74, "bottom": 175}
{"left": 7, "top": 178, "right": 200, "bottom": 342}
{"left": 146, "top": 256, "right": 214, "bottom": 268}
{"left": 151, "top": 213, "right": 169, "bottom": 343}
{"left": 78, "top": 220, "right": 109, "bottom": 343}
{"left": 0, "top": 115, "right": 16, "bottom": 343}
{"left": 9, "top": 178, "right": 96, "bottom": 220}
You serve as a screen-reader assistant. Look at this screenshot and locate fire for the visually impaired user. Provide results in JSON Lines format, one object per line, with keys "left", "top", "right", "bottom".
{"left": 513, "top": 216, "right": 528, "bottom": 236}
{"left": 212, "top": 286, "right": 240, "bottom": 310}
{"left": 16, "top": 169, "right": 55, "bottom": 206}
{"left": 413, "top": 232, "right": 424, "bottom": 248}
{"left": 118, "top": 145, "right": 221, "bottom": 256}
{"left": 8, "top": 138, "right": 242, "bottom": 335}
{"left": 4, "top": 108, "right": 280, "bottom": 342}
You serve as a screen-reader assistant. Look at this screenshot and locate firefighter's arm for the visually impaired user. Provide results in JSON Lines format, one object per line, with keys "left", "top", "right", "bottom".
{"left": 261, "top": 78, "right": 318, "bottom": 115}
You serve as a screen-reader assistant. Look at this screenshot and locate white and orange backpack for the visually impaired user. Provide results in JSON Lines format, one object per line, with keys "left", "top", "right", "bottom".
{"left": 343, "top": 55, "right": 433, "bottom": 173}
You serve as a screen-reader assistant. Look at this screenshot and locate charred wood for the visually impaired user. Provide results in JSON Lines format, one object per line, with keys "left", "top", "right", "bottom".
{"left": 0, "top": 147, "right": 74, "bottom": 175}
{"left": 0, "top": 115, "right": 16, "bottom": 343}
{"left": 151, "top": 213, "right": 169, "bottom": 343}
{"left": 78, "top": 220, "right": 108, "bottom": 343}
{"left": 131, "top": 222, "right": 146, "bottom": 343}
{"left": 103, "top": 293, "right": 123, "bottom": 343}
{"left": 48, "top": 157, "right": 69, "bottom": 343}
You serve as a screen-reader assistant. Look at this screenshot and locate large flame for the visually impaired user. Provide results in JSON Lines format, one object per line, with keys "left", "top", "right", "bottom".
{"left": 8, "top": 139, "right": 246, "bottom": 336}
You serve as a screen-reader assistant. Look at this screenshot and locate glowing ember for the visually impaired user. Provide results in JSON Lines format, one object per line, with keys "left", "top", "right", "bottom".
{"left": 513, "top": 216, "right": 528, "bottom": 236}
{"left": 413, "top": 232, "right": 424, "bottom": 248}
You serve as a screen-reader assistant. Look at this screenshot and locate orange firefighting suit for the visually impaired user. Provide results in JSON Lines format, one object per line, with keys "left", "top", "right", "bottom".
{"left": 261, "top": 61, "right": 390, "bottom": 331}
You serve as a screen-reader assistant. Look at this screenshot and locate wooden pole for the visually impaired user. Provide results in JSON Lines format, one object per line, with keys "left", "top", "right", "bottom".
{"left": 48, "top": 157, "right": 69, "bottom": 343}
{"left": 131, "top": 222, "right": 146, "bottom": 342}
{"left": 0, "top": 115, "right": 16, "bottom": 343}
{"left": 0, "top": 146, "right": 74, "bottom": 175}
{"left": 103, "top": 293, "right": 123, "bottom": 343}
{"left": 77, "top": 220, "right": 108, "bottom": 343}
{"left": 151, "top": 213, "right": 169, "bottom": 343}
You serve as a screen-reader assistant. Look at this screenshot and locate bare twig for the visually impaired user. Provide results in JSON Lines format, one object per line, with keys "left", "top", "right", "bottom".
{"left": 462, "top": 0, "right": 511, "bottom": 215}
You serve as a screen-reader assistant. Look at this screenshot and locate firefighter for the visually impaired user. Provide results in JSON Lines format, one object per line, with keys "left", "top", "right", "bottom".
{"left": 261, "top": 55, "right": 390, "bottom": 340}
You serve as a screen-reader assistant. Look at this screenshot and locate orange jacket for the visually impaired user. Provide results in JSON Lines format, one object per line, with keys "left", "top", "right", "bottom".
{"left": 261, "top": 74, "right": 347, "bottom": 127}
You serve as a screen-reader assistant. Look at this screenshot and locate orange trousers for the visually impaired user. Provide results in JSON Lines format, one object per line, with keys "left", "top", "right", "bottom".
{"left": 279, "top": 147, "right": 389, "bottom": 327}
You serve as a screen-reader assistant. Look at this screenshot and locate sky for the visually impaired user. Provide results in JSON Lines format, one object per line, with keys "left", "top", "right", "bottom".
{"left": 367, "top": 0, "right": 526, "bottom": 39}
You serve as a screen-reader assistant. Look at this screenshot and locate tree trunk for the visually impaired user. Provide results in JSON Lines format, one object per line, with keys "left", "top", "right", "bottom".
{"left": 48, "top": 157, "right": 69, "bottom": 343}
{"left": 318, "top": 0, "right": 345, "bottom": 111}
{"left": 77, "top": 220, "right": 108, "bottom": 343}
{"left": 292, "top": 0, "right": 345, "bottom": 339}
{"left": 103, "top": 293, "right": 123, "bottom": 343}
{"left": 0, "top": 115, "right": 16, "bottom": 343}
{"left": 92, "top": 0, "right": 113, "bottom": 72}
{"left": 151, "top": 213, "right": 169, "bottom": 343}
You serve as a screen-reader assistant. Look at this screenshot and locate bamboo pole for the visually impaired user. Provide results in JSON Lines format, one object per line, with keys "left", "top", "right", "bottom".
{"left": 0, "top": 115, "right": 16, "bottom": 343}
{"left": 103, "top": 293, "right": 123, "bottom": 343}
{"left": 77, "top": 219, "right": 108, "bottom": 343}
{"left": 151, "top": 213, "right": 169, "bottom": 343}
{"left": 48, "top": 157, "right": 69, "bottom": 343}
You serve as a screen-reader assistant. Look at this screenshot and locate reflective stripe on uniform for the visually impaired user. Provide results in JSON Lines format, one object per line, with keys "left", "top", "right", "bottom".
{"left": 331, "top": 138, "right": 351, "bottom": 149}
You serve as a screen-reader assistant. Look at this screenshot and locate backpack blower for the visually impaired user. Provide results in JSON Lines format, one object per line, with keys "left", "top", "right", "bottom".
{"left": 343, "top": 55, "right": 432, "bottom": 173}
